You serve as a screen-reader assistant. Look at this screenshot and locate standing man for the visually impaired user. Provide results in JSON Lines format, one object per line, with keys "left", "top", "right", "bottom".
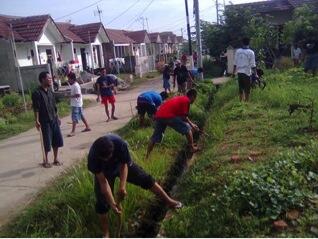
{"left": 67, "top": 72, "right": 91, "bottom": 137}
{"left": 32, "top": 71, "right": 63, "bottom": 168}
{"left": 304, "top": 34, "right": 318, "bottom": 76}
{"left": 173, "top": 60, "right": 193, "bottom": 94}
{"left": 291, "top": 43, "right": 302, "bottom": 67}
{"left": 96, "top": 68, "right": 118, "bottom": 122}
{"left": 136, "top": 91, "right": 168, "bottom": 126}
{"left": 146, "top": 89, "right": 199, "bottom": 159}
{"left": 88, "top": 133, "right": 182, "bottom": 238}
{"left": 233, "top": 37, "right": 258, "bottom": 102}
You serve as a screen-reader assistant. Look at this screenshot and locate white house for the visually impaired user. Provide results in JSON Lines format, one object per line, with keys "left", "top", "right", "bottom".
{"left": 57, "top": 22, "right": 109, "bottom": 71}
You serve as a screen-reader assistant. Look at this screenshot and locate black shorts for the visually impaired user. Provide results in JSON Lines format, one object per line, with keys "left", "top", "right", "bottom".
{"left": 94, "top": 162, "right": 155, "bottom": 214}
{"left": 136, "top": 100, "right": 156, "bottom": 117}
{"left": 40, "top": 118, "right": 63, "bottom": 152}
{"left": 238, "top": 73, "right": 251, "bottom": 94}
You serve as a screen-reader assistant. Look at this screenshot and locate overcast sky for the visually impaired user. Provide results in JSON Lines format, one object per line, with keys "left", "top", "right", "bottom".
{"left": 1, "top": 0, "right": 264, "bottom": 35}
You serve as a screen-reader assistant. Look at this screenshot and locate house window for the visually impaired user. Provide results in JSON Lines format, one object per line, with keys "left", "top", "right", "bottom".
{"left": 73, "top": 48, "right": 76, "bottom": 54}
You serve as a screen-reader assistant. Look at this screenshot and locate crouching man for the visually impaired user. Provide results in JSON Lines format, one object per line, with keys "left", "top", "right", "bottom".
{"left": 87, "top": 134, "right": 182, "bottom": 238}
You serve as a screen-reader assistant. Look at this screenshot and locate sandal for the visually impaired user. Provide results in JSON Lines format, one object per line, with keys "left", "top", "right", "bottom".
{"left": 81, "top": 128, "right": 91, "bottom": 132}
{"left": 53, "top": 161, "right": 63, "bottom": 166}
{"left": 170, "top": 201, "right": 183, "bottom": 209}
{"left": 41, "top": 162, "right": 52, "bottom": 168}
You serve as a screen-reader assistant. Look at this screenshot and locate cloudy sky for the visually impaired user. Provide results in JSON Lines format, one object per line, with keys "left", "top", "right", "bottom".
{"left": 1, "top": 0, "right": 264, "bottom": 35}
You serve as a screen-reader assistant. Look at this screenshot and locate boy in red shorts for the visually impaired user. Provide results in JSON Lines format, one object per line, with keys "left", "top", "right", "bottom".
{"left": 96, "top": 68, "right": 118, "bottom": 122}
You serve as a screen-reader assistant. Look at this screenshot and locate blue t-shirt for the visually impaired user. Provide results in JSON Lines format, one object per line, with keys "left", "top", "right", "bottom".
{"left": 138, "top": 91, "right": 162, "bottom": 107}
{"left": 87, "top": 134, "right": 132, "bottom": 177}
{"left": 190, "top": 68, "right": 198, "bottom": 77}
{"left": 96, "top": 75, "right": 113, "bottom": 96}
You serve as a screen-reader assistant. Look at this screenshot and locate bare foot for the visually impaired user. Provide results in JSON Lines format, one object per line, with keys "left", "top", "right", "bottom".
{"left": 81, "top": 128, "right": 91, "bottom": 132}
{"left": 41, "top": 162, "right": 52, "bottom": 168}
{"left": 67, "top": 132, "right": 75, "bottom": 137}
{"left": 112, "top": 116, "right": 118, "bottom": 120}
{"left": 106, "top": 118, "right": 110, "bottom": 122}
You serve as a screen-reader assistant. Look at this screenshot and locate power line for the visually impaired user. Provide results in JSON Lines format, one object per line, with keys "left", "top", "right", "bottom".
{"left": 55, "top": 0, "right": 104, "bottom": 21}
{"left": 106, "top": 0, "right": 141, "bottom": 25}
{"left": 126, "top": 0, "right": 155, "bottom": 29}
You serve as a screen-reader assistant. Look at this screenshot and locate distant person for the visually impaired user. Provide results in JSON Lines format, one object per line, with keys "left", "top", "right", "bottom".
{"left": 304, "top": 36, "right": 318, "bottom": 76}
{"left": 136, "top": 91, "right": 168, "bottom": 126}
{"left": 173, "top": 61, "right": 193, "bottom": 94}
{"left": 32, "top": 71, "right": 63, "bottom": 168}
{"left": 146, "top": 89, "right": 199, "bottom": 159}
{"left": 96, "top": 68, "right": 118, "bottom": 122}
{"left": 88, "top": 133, "right": 182, "bottom": 238}
{"left": 190, "top": 67, "right": 203, "bottom": 80}
{"left": 233, "top": 37, "right": 258, "bottom": 102}
{"left": 292, "top": 44, "right": 302, "bottom": 67}
{"left": 67, "top": 72, "right": 91, "bottom": 137}
{"left": 162, "top": 64, "right": 171, "bottom": 93}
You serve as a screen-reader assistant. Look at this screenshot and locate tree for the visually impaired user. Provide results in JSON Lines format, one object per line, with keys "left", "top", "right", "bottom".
{"left": 283, "top": 5, "right": 318, "bottom": 44}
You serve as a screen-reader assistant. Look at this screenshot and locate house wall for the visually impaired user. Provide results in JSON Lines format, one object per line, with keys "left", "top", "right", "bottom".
{"left": 0, "top": 38, "right": 19, "bottom": 90}
{"left": 0, "top": 38, "right": 50, "bottom": 91}
{"left": 15, "top": 43, "right": 34, "bottom": 67}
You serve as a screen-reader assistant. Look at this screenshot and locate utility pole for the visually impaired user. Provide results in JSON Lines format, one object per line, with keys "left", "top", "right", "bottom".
{"left": 10, "top": 24, "right": 27, "bottom": 112}
{"left": 216, "top": 0, "right": 219, "bottom": 25}
{"left": 194, "top": 0, "right": 203, "bottom": 79}
{"left": 145, "top": 17, "right": 150, "bottom": 32}
{"left": 95, "top": 5, "right": 102, "bottom": 23}
{"left": 184, "top": 0, "right": 193, "bottom": 66}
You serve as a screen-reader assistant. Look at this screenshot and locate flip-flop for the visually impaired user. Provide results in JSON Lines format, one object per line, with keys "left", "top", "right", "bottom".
{"left": 41, "top": 162, "right": 52, "bottom": 168}
{"left": 53, "top": 161, "right": 63, "bottom": 166}
{"left": 67, "top": 133, "right": 75, "bottom": 137}
{"left": 172, "top": 202, "right": 183, "bottom": 209}
{"left": 81, "top": 128, "right": 91, "bottom": 132}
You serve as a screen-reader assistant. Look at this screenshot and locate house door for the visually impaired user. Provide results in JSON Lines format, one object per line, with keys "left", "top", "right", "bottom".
{"left": 46, "top": 49, "right": 54, "bottom": 75}
{"left": 96, "top": 46, "right": 102, "bottom": 68}
{"left": 80, "top": 48, "right": 87, "bottom": 70}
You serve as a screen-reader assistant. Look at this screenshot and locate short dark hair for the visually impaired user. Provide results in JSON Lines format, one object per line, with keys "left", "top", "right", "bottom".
{"left": 160, "top": 91, "right": 168, "bottom": 101}
{"left": 38, "top": 71, "right": 49, "bottom": 83}
{"left": 68, "top": 72, "right": 77, "bottom": 81}
{"left": 93, "top": 136, "right": 114, "bottom": 161}
{"left": 242, "top": 37, "right": 250, "bottom": 46}
{"left": 186, "top": 88, "right": 197, "bottom": 98}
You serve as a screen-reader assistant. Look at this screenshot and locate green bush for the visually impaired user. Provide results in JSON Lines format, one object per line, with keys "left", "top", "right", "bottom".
{"left": 1, "top": 93, "right": 22, "bottom": 108}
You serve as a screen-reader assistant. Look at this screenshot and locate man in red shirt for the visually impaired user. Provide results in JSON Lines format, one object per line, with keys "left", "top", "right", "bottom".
{"left": 146, "top": 89, "right": 199, "bottom": 158}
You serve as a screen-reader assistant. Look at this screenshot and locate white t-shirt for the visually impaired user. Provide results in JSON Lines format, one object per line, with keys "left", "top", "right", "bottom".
{"left": 70, "top": 82, "right": 83, "bottom": 107}
{"left": 234, "top": 48, "right": 256, "bottom": 76}
{"left": 292, "top": 47, "right": 301, "bottom": 59}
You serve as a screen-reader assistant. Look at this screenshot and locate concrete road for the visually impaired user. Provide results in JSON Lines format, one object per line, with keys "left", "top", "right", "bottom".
{"left": 0, "top": 77, "right": 162, "bottom": 227}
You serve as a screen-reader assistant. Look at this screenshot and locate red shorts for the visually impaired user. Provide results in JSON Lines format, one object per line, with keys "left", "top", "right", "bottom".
{"left": 101, "top": 95, "right": 115, "bottom": 104}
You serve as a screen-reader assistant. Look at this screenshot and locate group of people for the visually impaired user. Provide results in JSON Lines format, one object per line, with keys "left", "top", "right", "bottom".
{"left": 162, "top": 59, "right": 203, "bottom": 94}
{"left": 31, "top": 59, "right": 201, "bottom": 236}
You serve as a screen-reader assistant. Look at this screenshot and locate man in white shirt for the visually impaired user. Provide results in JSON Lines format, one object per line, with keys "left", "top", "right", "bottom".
{"left": 233, "top": 37, "right": 258, "bottom": 102}
{"left": 67, "top": 72, "right": 91, "bottom": 137}
{"left": 292, "top": 44, "right": 302, "bottom": 67}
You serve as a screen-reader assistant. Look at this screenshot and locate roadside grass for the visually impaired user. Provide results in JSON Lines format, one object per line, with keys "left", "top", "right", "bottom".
{"left": 118, "top": 71, "right": 161, "bottom": 88}
{"left": 0, "top": 97, "right": 93, "bottom": 141}
{"left": 162, "top": 68, "right": 318, "bottom": 237}
{"left": 0, "top": 81, "right": 214, "bottom": 237}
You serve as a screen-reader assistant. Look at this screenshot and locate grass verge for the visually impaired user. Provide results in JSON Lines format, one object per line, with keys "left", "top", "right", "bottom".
{"left": 0, "top": 97, "right": 93, "bottom": 141}
{"left": 162, "top": 68, "right": 318, "bottom": 237}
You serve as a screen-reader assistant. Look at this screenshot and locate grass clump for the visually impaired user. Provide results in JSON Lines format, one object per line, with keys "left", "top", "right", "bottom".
{"left": 162, "top": 68, "right": 318, "bottom": 237}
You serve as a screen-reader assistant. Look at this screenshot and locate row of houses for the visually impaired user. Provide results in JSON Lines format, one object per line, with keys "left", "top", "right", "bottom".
{"left": 0, "top": 14, "right": 184, "bottom": 90}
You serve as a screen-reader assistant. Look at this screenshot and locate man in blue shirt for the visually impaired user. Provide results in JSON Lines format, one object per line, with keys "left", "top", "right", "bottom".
{"left": 88, "top": 134, "right": 182, "bottom": 237}
{"left": 136, "top": 91, "right": 168, "bottom": 126}
{"left": 96, "top": 68, "right": 118, "bottom": 122}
